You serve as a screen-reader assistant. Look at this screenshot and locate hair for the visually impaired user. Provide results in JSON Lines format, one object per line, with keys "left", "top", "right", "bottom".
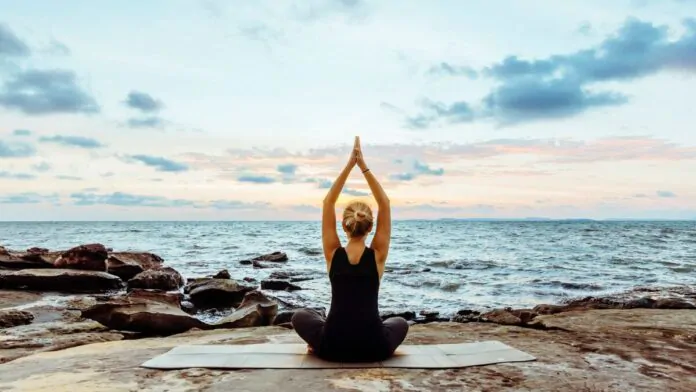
{"left": 342, "top": 200, "right": 374, "bottom": 238}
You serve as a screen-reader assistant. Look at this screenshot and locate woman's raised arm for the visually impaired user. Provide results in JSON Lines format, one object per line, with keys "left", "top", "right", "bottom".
{"left": 321, "top": 140, "right": 357, "bottom": 263}
{"left": 354, "top": 137, "right": 391, "bottom": 261}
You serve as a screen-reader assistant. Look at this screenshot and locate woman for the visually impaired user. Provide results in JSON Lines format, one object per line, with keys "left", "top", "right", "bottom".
{"left": 291, "top": 136, "right": 409, "bottom": 362}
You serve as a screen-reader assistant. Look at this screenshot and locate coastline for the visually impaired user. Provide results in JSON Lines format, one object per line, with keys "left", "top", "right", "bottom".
{"left": 2, "top": 243, "right": 695, "bottom": 390}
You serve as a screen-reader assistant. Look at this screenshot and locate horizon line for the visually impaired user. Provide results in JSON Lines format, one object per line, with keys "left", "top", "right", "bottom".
{"left": 0, "top": 218, "right": 694, "bottom": 223}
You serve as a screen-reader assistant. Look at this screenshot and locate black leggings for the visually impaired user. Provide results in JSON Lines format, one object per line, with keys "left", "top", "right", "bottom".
{"left": 291, "top": 308, "right": 409, "bottom": 360}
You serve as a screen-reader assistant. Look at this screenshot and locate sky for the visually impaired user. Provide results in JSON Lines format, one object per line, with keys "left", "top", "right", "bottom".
{"left": 0, "top": 0, "right": 695, "bottom": 221}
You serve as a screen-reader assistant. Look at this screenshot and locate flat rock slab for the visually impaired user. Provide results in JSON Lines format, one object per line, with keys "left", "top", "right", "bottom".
{"left": 141, "top": 341, "right": 535, "bottom": 369}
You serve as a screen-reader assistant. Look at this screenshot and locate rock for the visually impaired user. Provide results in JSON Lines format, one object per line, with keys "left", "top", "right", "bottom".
{"left": 187, "top": 278, "right": 256, "bottom": 309}
{"left": 0, "top": 320, "right": 123, "bottom": 364}
{"left": 125, "top": 289, "right": 182, "bottom": 308}
{"left": 81, "top": 298, "right": 211, "bottom": 335}
{"left": 380, "top": 310, "right": 416, "bottom": 321}
{"left": 0, "top": 309, "right": 34, "bottom": 328}
{"left": 2, "top": 309, "right": 695, "bottom": 391}
{"left": 26, "top": 247, "right": 49, "bottom": 254}
{"left": 0, "top": 269, "right": 124, "bottom": 293}
{"left": 212, "top": 269, "right": 231, "bottom": 279}
{"left": 253, "top": 260, "right": 279, "bottom": 269}
{"left": 451, "top": 309, "right": 482, "bottom": 323}
{"left": 215, "top": 291, "right": 278, "bottom": 328}
{"left": 127, "top": 267, "right": 184, "bottom": 291}
{"left": 0, "top": 290, "right": 42, "bottom": 308}
{"left": 253, "top": 251, "right": 288, "bottom": 262}
{"left": 181, "top": 301, "right": 196, "bottom": 314}
{"left": 422, "top": 268, "right": 431, "bottom": 272}
{"left": 239, "top": 259, "right": 252, "bottom": 265}
{"left": 106, "top": 252, "right": 164, "bottom": 281}
{"left": 623, "top": 297, "right": 656, "bottom": 309}
{"left": 260, "top": 279, "right": 302, "bottom": 291}
{"left": 268, "top": 271, "right": 315, "bottom": 282}
{"left": 54, "top": 243, "right": 108, "bottom": 271}
{"left": 653, "top": 298, "right": 696, "bottom": 309}
{"left": 482, "top": 309, "right": 523, "bottom": 325}
{"left": 0, "top": 250, "right": 57, "bottom": 270}
{"left": 243, "top": 277, "right": 256, "bottom": 283}
{"left": 419, "top": 310, "right": 439, "bottom": 319}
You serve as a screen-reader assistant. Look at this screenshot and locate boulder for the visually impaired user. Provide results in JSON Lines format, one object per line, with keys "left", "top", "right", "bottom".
{"left": 451, "top": 309, "right": 482, "bottom": 323}
{"left": 212, "top": 269, "right": 231, "bottom": 279}
{"left": 26, "top": 247, "right": 49, "bottom": 254}
{"left": 260, "top": 279, "right": 302, "bottom": 291}
{"left": 0, "top": 249, "right": 58, "bottom": 270}
{"left": 481, "top": 309, "right": 538, "bottom": 326}
{"left": 0, "top": 269, "right": 124, "bottom": 293}
{"left": 107, "top": 252, "right": 164, "bottom": 281}
{"left": 268, "top": 270, "right": 315, "bottom": 282}
{"left": 54, "top": 244, "right": 108, "bottom": 271}
{"left": 125, "top": 289, "right": 182, "bottom": 308}
{"left": 0, "top": 309, "right": 34, "bottom": 328}
{"left": 254, "top": 251, "right": 288, "bottom": 262}
{"left": 81, "top": 298, "right": 210, "bottom": 335}
{"left": 215, "top": 291, "right": 278, "bottom": 328}
{"left": 241, "top": 251, "right": 288, "bottom": 264}
{"left": 653, "top": 298, "right": 695, "bottom": 309}
{"left": 187, "top": 278, "right": 256, "bottom": 309}
{"left": 127, "top": 267, "right": 183, "bottom": 291}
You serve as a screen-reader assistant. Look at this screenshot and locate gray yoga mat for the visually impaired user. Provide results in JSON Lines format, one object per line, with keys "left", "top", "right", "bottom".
{"left": 141, "top": 340, "right": 536, "bottom": 369}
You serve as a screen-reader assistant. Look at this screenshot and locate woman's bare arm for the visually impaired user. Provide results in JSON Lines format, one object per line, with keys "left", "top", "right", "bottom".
{"left": 355, "top": 138, "right": 391, "bottom": 260}
{"left": 322, "top": 146, "right": 357, "bottom": 263}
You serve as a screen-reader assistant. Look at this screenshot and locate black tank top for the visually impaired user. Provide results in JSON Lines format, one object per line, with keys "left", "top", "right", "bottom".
{"left": 320, "top": 246, "right": 387, "bottom": 361}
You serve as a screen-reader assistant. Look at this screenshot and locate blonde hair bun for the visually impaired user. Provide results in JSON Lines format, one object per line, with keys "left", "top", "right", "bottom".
{"left": 342, "top": 200, "right": 374, "bottom": 238}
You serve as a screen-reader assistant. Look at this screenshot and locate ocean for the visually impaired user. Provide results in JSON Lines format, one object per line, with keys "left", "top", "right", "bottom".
{"left": 1, "top": 220, "right": 695, "bottom": 316}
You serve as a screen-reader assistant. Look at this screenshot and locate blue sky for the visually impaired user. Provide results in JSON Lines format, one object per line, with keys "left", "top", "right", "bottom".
{"left": 1, "top": 0, "right": 695, "bottom": 220}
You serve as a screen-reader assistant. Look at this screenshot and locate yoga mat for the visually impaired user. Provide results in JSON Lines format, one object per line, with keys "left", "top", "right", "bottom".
{"left": 141, "top": 340, "right": 536, "bottom": 369}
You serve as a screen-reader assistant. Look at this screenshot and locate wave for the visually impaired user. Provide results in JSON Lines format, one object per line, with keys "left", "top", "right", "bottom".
{"left": 298, "top": 246, "right": 322, "bottom": 256}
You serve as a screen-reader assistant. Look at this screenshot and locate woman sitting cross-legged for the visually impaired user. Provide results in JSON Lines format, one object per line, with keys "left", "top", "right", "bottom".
{"left": 291, "top": 136, "right": 409, "bottom": 362}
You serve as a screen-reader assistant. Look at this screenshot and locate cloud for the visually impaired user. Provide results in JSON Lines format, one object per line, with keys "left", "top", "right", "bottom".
{"left": 12, "top": 129, "right": 31, "bottom": 136}
{"left": 633, "top": 193, "right": 648, "bottom": 198}
{"left": 290, "top": 204, "right": 321, "bottom": 213}
{"left": 239, "top": 24, "right": 283, "bottom": 44}
{"left": 127, "top": 116, "right": 166, "bottom": 128}
{"left": 413, "top": 18, "right": 696, "bottom": 127}
{"left": 277, "top": 163, "right": 298, "bottom": 175}
{"left": 238, "top": 175, "right": 276, "bottom": 184}
{"left": 0, "top": 140, "right": 35, "bottom": 157}
{"left": 0, "top": 23, "right": 30, "bottom": 57}
{"left": 427, "top": 62, "right": 478, "bottom": 79}
{"left": 32, "top": 162, "right": 51, "bottom": 172}
{"left": 342, "top": 188, "right": 369, "bottom": 196}
{"left": 44, "top": 40, "right": 71, "bottom": 56}
{"left": 0, "top": 171, "right": 36, "bottom": 180}
{"left": 124, "top": 91, "right": 163, "bottom": 113}
{"left": 405, "top": 100, "right": 475, "bottom": 129}
{"left": 208, "top": 200, "right": 271, "bottom": 210}
{"left": 39, "top": 135, "right": 104, "bottom": 149}
{"left": 657, "top": 190, "right": 677, "bottom": 198}
{"left": 0, "top": 69, "right": 99, "bottom": 115}
{"left": 390, "top": 160, "right": 444, "bottom": 181}
{"left": 0, "top": 192, "right": 58, "bottom": 204}
{"left": 290, "top": 0, "right": 368, "bottom": 22}
{"left": 71, "top": 191, "right": 196, "bottom": 208}
{"left": 128, "top": 154, "right": 189, "bottom": 172}
{"left": 56, "top": 175, "right": 82, "bottom": 181}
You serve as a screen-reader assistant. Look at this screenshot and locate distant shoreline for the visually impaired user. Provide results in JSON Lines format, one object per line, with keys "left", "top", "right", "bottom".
{"left": 0, "top": 219, "right": 694, "bottom": 223}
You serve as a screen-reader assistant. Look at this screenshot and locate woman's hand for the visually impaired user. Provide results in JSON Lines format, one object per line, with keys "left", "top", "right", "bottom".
{"left": 354, "top": 136, "right": 367, "bottom": 171}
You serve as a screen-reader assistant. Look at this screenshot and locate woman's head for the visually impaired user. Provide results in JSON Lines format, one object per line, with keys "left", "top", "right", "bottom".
{"left": 342, "top": 200, "right": 374, "bottom": 238}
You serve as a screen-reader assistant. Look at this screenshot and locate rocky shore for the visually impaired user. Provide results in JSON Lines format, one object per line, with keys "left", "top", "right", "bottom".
{"left": 2, "top": 243, "right": 695, "bottom": 391}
